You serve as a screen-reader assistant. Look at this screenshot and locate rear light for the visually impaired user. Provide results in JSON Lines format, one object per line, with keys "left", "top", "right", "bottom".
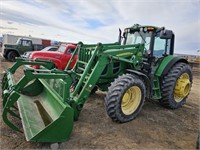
{"left": 30, "top": 65, "right": 40, "bottom": 69}
{"left": 34, "top": 65, "right": 40, "bottom": 69}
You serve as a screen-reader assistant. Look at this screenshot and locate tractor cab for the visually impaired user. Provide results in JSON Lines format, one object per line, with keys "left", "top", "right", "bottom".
{"left": 120, "top": 24, "right": 174, "bottom": 59}
{"left": 118, "top": 24, "right": 175, "bottom": 73}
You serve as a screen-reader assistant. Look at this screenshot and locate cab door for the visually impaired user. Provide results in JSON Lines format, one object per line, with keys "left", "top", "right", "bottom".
{"left": 153, "top": 31, "right": 172, "bottom": 58}
{"left": 19, "top": 40, "right": 33, "bottom": 55}
{"left": 62, "top": 48, "right": 75, "bottom": 70}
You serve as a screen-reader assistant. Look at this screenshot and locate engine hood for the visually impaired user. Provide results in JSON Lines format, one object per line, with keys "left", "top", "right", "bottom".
{"left": 4, "top": 44, "right": 17, "bottom": 49}
{"left": 30, "top": 51, "right": 63, "bottom": 59}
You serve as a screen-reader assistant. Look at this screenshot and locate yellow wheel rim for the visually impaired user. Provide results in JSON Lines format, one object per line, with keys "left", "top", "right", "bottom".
{"left": 121, "top": 86, "right": 142, "bottom": 115}
{"left": 174, "top": 73, "right": 191, "bottom": 102}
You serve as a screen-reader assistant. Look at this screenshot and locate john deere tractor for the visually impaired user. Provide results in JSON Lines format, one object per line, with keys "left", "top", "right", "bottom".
{"left": 2, "top": 24, "right": 192, "bottom": 142}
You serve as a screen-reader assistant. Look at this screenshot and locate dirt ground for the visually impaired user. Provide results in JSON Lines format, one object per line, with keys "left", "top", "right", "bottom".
{"left": 0, "top": 56, "right": 199, "bottom": 149}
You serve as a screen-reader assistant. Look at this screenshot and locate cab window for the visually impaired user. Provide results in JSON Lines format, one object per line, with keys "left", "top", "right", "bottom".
{"left": 67, "top": 48, "right": 75, "bottom": 54}
{"left": 22, "top": 40, "right": 31, "bottom": 46}
{"left": 153, "top": 33, "right": 171, "bottom": 57}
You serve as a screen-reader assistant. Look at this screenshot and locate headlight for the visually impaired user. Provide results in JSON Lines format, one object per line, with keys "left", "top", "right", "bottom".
{"left": 29, "top": 54, "right": 33, "bottom": 59}
{"left": 140, "top": 27, "right": 147, "bottom": 32}
{"left": 28, "top": 53, "right": 31, "bottom": 58}
{"left": 124, "top": 28, "right": 131, "bottom": 33}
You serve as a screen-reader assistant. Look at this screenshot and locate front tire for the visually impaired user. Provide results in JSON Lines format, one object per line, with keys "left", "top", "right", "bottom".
{"left": 7, "top": 51, "right": 18, "bottom": 62}
{"left": 105, "top": 74, "right": 146, "bottom": 123}
{"left": 160, "top": 62, "right": 192, "bottom": 109}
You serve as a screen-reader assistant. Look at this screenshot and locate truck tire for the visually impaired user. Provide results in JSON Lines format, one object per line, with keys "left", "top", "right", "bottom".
{"left": 7, "top": 51, "right": 18, "bottom": 62}
{"left": 105, "top": 74, "right": 146, "bottom": 123}
{"left": 160, "top": 62, "right": 192, "bottom": 109}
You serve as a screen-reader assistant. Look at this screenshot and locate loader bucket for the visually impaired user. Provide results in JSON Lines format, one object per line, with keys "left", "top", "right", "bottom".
{"left": 2, "top": 59, "right": 74, "bottom": 142}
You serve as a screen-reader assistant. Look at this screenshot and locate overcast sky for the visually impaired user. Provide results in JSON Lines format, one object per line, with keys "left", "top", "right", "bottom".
{"left": 0, "top": 0, "right": 199, "bottom": 55}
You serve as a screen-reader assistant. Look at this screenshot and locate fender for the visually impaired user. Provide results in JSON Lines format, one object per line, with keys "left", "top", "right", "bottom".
{"left": 34, "top": 57, "right": 62, "bottom": 69}
{"left": 50, "top": 58, "right": 62, "bottom": 69}
{"left": 155, "top": 55, "right": 188, "bottom": 78}
{"left": 126, "top": 69, "right": 151, "bottom": 98}
{"left": 4, "top": 48, "right": 20, "bottom": 57}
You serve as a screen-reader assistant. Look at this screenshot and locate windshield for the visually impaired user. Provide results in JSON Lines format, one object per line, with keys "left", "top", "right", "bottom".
{"left": 16, "top": 39, "right": 21, "bottom": 45}
{"left": 57, "top": 45, "right": 66, "bottom": 53}
{"left": 125, "top": 31, "right": 152, "bottom": 50}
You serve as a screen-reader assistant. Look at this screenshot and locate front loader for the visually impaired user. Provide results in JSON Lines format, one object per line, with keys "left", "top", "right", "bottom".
{"left": 2, "top": 24, "right": 193, "bottom": 142}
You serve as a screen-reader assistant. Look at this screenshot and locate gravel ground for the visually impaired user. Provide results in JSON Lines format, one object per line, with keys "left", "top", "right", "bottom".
{"left": 0, "top": 56, "right": 199, "bottom": 149}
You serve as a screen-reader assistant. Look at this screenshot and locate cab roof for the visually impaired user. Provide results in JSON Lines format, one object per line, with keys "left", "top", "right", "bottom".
{"left": 128, "top": 24, "right": 161, "bottom": 31}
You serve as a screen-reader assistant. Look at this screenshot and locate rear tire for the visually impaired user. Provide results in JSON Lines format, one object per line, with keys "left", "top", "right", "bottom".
{"left": 160, "top": 62, "right": 192, "bottom": 109}
{"left": 105, "top": 74, "right": 146, "bottom": 123}
{"left": 7, "top": 51, "right": 18, "bottom": 62}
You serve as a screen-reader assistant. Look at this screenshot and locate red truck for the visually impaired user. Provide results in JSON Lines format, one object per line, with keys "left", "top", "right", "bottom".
{"left": 29, "top": 44, "right": 77, "bottom": 70}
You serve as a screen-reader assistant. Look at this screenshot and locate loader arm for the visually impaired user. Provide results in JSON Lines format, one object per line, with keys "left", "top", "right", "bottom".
{"left": 67, "top": 42, "right": 145, "bottom": 119}
{"left": 2, "top": 41, "right": 144, "bottom": 142}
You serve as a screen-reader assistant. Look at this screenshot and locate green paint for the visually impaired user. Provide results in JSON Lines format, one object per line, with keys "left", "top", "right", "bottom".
{"left": 2, "top": 42, "right": 145, "bottom": 142}
{"left": 155, "top": 55, "right": 174, "bottom": 76}
{"left": 2, "top": 24, "right": 188, "bottom": 142}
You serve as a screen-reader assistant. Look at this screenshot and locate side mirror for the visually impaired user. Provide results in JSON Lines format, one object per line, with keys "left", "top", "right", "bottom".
{"left": 160, "top": 29, "right": 173, "bottom": 39}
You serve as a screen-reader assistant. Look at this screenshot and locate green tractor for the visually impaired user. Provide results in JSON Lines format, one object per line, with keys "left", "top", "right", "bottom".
{"left": 2, "top": 24, "right": 192, "bottom": 142}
